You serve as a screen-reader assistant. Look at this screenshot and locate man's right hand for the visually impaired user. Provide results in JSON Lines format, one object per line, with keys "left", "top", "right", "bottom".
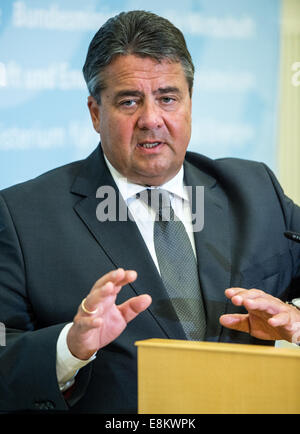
{"left": 67, "top": 268, "right": 152, "bottom": 360}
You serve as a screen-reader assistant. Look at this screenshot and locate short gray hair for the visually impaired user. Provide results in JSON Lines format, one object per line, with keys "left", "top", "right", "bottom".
{"left": 82, "top": 10, "right": 194, "bottom": 103}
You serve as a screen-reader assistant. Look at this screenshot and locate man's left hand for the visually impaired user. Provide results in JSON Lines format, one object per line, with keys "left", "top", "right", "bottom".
{"left": 219, "top": 288, "right": 300, "bottom": 344}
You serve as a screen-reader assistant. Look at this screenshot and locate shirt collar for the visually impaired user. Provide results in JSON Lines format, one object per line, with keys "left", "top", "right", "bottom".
{"left": 104, "top": 154, "right": 188, "bottom": 202}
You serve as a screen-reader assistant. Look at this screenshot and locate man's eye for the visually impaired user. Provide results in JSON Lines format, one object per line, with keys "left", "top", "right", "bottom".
{"left": 120, "top": 100, "right": 137, "bottom": 107}
{"left": 161, "top": 97, "right": 176, "bottom": 104}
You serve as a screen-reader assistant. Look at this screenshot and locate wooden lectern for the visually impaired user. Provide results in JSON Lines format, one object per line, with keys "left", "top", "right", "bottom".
{"left": 135, "top": 339, "right": 300, "bottom": 414}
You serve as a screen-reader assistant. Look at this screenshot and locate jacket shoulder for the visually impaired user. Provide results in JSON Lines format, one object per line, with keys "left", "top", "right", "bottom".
{"left": 0, "top": 159, "right": 83, "bottom": 200}
{"left": 185, "top": 151, "right": 272, "bottom": 180}
{"left": 186, "top": 151, "right": 267, "bottom": 171}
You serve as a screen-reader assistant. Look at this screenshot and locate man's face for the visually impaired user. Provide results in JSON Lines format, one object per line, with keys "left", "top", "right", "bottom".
{"left": 88, "top": 54, "right": 192, "bottom": 186}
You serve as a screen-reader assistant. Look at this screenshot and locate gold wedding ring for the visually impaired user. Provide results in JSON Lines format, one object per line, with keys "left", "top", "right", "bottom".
{"left": 81, "top": 297, "right": 98, "bottom": 315}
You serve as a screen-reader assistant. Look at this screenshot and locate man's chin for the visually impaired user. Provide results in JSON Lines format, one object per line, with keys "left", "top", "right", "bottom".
{"left": 129, "top": 167, "right": 180, "bottom": 187}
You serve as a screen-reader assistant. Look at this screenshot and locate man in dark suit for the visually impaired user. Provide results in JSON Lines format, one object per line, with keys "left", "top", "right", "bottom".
{"left": 0, "top": 11, "right": 299, "bottom": 413}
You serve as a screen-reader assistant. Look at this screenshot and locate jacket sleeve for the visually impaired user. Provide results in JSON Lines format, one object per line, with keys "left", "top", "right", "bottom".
{"left": 0, "top": 194, "right": 69, "bottom": 412}
{"left": 262, "top": 164, "right": 300, "bottom": 300}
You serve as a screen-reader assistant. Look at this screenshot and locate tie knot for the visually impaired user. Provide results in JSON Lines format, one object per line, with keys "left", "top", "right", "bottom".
{"left": 137, "top": 189, "right": 174, "bottom": 221}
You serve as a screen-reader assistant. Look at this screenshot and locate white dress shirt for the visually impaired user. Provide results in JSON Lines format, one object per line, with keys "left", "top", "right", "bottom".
{"left": 56, "top": 157, "right": 197, "bottom": 390}
{"left": 105, "top": 156, "right": 197, "bottom": 267}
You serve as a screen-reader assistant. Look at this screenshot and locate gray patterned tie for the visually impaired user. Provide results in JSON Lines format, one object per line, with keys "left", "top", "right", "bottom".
{"left": 143, "top": 188, "right": 206, "bottom": 341}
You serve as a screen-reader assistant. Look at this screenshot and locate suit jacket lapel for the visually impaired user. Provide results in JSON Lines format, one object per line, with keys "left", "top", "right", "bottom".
{"left": 70, "top": 145, "right": 186, "bottom": 340}
{"left": 184, "top": 158, "right": 231, "bottom": 342}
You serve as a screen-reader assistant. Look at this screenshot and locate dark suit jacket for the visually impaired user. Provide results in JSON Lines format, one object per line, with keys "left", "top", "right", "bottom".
{"left": 0, "top": 145, "right": 299, "bottom": 413}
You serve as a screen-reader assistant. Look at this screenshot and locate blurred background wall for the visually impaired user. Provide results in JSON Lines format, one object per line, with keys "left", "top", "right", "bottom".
{"left": 278, "top": 0, "right": 300, "bottom": 205}
{"left": 0, "top": 0, "right": 299, "bottom": 204}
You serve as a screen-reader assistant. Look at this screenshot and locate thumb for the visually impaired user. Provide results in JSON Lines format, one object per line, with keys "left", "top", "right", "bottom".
{"left": 219, "top": 313, "right": 250, "bottom": 333}
{"left": 118, "top": 294, "right": 152, "bottom": 324}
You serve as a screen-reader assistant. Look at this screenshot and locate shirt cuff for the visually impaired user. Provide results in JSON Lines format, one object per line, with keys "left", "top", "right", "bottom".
{"left": 56, "top": 323, "right": 97, "bottom": 391}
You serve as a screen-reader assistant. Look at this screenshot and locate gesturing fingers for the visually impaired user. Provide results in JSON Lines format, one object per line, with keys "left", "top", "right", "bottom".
{"left": 69, "top": 269, "right": 141, "bottom": 359}
{"left": 90, "top": 268, "right": 137, "bottom": 294}
{"left": 225, "top": 288, "right": 265, "bottom": 306}
{"left": 222, "top": 287, "right": 300, "bottom": 342}
{"left": 80, "top": 281, "right": 114, "bottom": 317}
{"left": 224, "top": 288, "right": 285, "bottom": 315}
{"left": 81, "top": 269, "right": 138, "bottom": 316}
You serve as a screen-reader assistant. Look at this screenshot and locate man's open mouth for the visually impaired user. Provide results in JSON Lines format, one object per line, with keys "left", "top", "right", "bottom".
{"left": 138, "top": 142, "right": 162, "bottom": 149}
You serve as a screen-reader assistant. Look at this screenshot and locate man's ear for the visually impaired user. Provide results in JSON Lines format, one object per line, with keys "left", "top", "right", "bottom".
{"left": 189, "top": 87, "right": 193, "bottom": 105}
{"left": 87, "top": 96, "right": 101, "bottom": 133}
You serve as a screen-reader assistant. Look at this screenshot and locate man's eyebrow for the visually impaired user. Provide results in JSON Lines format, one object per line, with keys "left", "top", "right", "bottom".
{"left": 155, "top": 86, "right": 181, "bottom": 95}
{"left": 113, "top": 87, "right": 181, "bottom": 101}
{"left": 114, "top": 90, "right": 144, "bottom": 101}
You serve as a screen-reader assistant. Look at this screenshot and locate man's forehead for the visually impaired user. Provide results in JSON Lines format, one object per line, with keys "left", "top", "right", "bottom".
{"left": 101, "top": 54, "right": 188, "bottom": 90}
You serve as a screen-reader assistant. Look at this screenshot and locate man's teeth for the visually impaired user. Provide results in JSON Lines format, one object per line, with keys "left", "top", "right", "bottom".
{"left": 140, "top": 142, "right": 160, "bottom": 148}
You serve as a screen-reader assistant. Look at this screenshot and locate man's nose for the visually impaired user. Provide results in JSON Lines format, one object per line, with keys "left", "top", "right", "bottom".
{"left": 137, "top": 101, "right": 163, "bottom": 130}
